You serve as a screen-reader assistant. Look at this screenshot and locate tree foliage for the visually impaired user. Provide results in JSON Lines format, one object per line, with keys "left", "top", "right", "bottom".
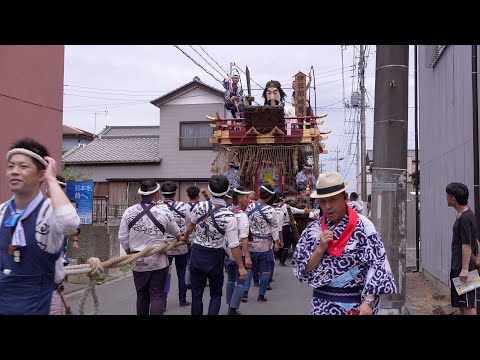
{"left": 61, "top": 166, "right": 92, "bottom": 182}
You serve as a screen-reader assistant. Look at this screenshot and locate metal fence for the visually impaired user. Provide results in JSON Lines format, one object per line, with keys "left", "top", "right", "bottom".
{"left": 92, "top": 196, "right": 128, "bottom": 223}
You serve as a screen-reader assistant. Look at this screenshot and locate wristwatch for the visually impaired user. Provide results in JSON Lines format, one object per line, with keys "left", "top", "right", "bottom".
{"left": 363, "top": 298, "right": 375, "bottom": 309}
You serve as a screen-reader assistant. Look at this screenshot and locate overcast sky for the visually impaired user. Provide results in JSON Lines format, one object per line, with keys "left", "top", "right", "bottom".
{"left": 63, "top": 45, "right": 416, "bottom": 192}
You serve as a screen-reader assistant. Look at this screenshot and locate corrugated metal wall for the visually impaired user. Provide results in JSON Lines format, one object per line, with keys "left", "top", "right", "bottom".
{"left": 419, "top": 45, "right": 477, "bottom": 285}
{"left": 0, "top": 45, "right": 64, "bottom": 203}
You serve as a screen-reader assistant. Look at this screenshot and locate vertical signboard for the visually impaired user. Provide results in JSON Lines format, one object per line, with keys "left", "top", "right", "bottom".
{"left": 66, "top": 181, "right": 93, "bottom": 224}
{"left": 294, "top": 71, "right": 307, "bottom": 120}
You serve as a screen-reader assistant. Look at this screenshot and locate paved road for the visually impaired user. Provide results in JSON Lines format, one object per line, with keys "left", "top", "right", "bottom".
{"left": 66, "top": 259, "right": 312, "bottom": 315}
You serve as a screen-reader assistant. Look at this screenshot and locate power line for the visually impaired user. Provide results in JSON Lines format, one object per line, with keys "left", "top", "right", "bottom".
{"left": 63, "top": 75, "right": 350, "bottom": 98}
{"left": 64, "top": 93, "right": 151, "bottom": 102}
{"left": 276, "top": 65, "right": 354, "bottom": 83}
{"left": 278, "top": 69, "right": 352, "bottom": 86}
{"left": 199, "top": 45, "right": 229, "bottom": 76}
{"left": 172, "top": 45, "right": 223, "bottom": 85}
{"left": 0, "top": 92, "right": 62, "bottom": 112}
{"left": 65, "top": 88, "right": 163, "bottom": 97}
{"left": 64, "top": 100, "right": 145, "bottom": 110}
{"left": 188, "top": 45, "right": 226, "bottom": 79}
{"left": 316, "top": 96, "right": 350, "bottom": 109}
{"left": 233, "top": 63, "right": 265, "bottom": 92}
{"left": 63, "top": 91, "right": 220, "bottom": 103}
{"left": 64, "top": 84, "right": 169, "bottom": 93}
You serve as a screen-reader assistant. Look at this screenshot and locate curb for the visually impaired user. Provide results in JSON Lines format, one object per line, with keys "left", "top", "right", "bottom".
{"left": 404, "top": 303, "right": 417, "bottom": 315}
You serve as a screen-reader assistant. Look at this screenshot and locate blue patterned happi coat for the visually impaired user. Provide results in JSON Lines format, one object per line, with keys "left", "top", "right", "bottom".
{"left": 292, "top": 211, "right": 397, "bottom": 315}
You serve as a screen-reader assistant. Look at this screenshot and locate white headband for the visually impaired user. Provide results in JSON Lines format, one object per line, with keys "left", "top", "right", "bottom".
{"left": 57, "top": 181, "right": 66, "bottom": 187}
{"left": 225, "top": 194, "right": 233, "bottom": 199}
{"left": 234, "top": 188, "right": 251, "bottom": 195}
{"left": 138, "top": 183, "right": 160, "bottom": 196}
{"left": 261, "top": 185, "right": 275, "bottom": 195}
{"left": 6, "top": 148, "right": 48, "bottom": 167}
{"left": 208, "top": 184, "right": 230, "bottom": 197}
{"left": 161, "top": 191, "right": 176, "bottom": 195}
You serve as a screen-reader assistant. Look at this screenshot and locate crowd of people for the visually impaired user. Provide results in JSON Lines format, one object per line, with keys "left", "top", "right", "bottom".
{"left": 113, "top": 158, "right": 402, "bottom": 315}
{"left": 0, "top": 136, "right": 397, "bottom": 316}
{"left": 2, "top": 74, "right": 476, "bottom": 316}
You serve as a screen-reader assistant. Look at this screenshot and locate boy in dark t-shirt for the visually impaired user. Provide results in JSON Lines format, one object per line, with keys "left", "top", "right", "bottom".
{"left": 451, "top": 209, "right": 477, "bottom": 272}
{"left": 446, "top": 182, "right": 478, "bottom": 315}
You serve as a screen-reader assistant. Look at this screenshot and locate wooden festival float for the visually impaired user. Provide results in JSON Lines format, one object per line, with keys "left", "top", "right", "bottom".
{"left": 209, "top": 71, "right": 331, "bottom": 234}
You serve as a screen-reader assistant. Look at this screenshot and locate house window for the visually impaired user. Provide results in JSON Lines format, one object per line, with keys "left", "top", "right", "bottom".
{"left": 179, "top": 121, "right": 218, "bottom": 150}
{"left": 425, "top": 45, "right": 447, "bottom": 68}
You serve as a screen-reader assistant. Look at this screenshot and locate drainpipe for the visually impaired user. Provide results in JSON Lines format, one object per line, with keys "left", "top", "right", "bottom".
{"left": 414, "top": 45, "right": 420, "bottom": 272}
{"left": 472, "top": 45, "right": 480, "bottom": 234}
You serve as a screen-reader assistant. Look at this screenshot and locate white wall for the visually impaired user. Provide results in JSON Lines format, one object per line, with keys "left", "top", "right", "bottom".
{"left": 157, "top": 102, "right": 226, "bottom": 179}
{"left": 166, "top": 88, "right": 224, "bottom": 105}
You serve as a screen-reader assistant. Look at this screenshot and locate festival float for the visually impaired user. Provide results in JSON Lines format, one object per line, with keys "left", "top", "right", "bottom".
{"left": 209, "top": 69, "right": 331, "bottom": 235}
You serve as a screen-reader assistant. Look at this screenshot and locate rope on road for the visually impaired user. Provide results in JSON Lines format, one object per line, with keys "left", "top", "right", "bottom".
{"left": 64, "top": 238, "right": 188, "bottom": 315}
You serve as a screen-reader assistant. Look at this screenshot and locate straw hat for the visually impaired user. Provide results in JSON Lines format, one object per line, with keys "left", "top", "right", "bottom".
{"left": 310, "top": 172, "right": 350, "bottom": 199}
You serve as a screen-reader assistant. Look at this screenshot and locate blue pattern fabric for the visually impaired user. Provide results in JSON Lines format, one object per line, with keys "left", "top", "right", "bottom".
{"left": 292, "top": 212, "right": 397, "bottom": 315}
{"left": 295, "top": 171, "right": 316, "bottom": 195}
{"left": 223, "top": 168, "right": 240, "bottom": 190}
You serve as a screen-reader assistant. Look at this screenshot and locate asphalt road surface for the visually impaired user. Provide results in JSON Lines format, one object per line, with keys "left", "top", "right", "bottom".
{"left": 66, "top": 259, "right": 312, "bottom": 315}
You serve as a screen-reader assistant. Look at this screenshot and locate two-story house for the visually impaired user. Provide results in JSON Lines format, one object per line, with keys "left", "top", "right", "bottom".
{"left": 62, "top": 77, "right": 226, "bottom": 220}
{"left": 150, "top": 76, "right": 225, "bottom": 198}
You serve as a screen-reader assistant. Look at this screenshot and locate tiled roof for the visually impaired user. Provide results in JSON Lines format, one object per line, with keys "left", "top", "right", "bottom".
{"left": 63, "top": 124, "right": 94, "bottom": 138}
{"left": 62, "top": 137, "right": 161, "bottom": 164}
{"left": 99, "top": 126, "right": 159, "bottom": 137}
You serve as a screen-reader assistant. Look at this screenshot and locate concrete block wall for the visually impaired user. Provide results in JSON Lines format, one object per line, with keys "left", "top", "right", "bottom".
{"left": 67, "top": 223, "right": 121, "bottom": 278}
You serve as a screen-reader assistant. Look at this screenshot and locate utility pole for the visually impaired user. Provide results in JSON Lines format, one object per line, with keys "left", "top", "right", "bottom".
{"left": 333, "top": 147, "right": 344, "bottom": 172}
{"left": 336, "top": 148, "right": 340, "bottom": 172}
{"left": 356, "top": 110, "right": 360, "bottom": 195}
{"left": 372, "top": 45, "right": 409, "bottom": 315}
{"left": 94, "top": 112, "right": 97, "bottom": 138}
{"left": 93, "top": 110, "right": 107, "bottom": 138}
{"left": 319, "top": 160, "right": 324, "bottom": 174}
{"left": 359, "top": 45, "right": 367, "bottom": 201}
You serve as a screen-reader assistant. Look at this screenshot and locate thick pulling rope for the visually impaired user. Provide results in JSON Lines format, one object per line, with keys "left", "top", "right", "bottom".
{"left": 64, "top": 238, "right": 188, "bottom": 315}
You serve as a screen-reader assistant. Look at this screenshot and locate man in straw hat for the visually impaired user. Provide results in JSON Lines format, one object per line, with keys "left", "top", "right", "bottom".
{"left": 118, "top": 180, "right": 183, "bottom": 315}
{"left": 292, "top": 172, "right": 397, "bottom": 315}
{"left": 0, "top": 138, "right": 80, "bottom": 314}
